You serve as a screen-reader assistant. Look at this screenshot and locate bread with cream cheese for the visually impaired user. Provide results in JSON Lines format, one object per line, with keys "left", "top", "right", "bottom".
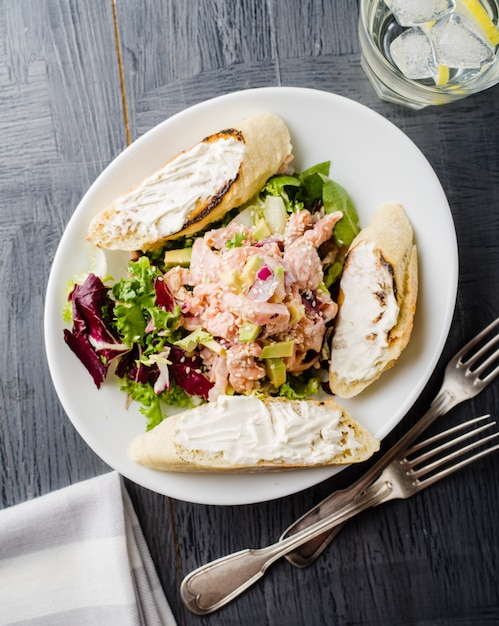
{"left": 87, "top": 112, "right": 292, "bottom": 251}
{"left": 329, "top": 203, "right": 418, "bottom": 398}
{"left": 128, "top": 395, "right": 380, "bottom": 473}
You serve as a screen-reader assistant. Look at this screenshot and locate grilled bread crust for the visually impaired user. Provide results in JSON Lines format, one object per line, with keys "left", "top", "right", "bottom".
{"left": 128, "top": 397, "right": 380, "bottom": 473}
{"left": 87, "top": 112, "right": 292, "bottom": 251}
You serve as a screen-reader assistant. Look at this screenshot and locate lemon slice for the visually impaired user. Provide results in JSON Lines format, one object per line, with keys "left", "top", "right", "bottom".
{"left": 459, "top": 0, "right": 499, "bottom": 46}
{"left": 434, "top": 64, "right": 450, "bottom": 85}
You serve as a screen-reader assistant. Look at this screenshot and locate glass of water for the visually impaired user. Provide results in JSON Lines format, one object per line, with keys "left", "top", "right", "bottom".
{"left": 359, "top": 0, "right": 499, "bottom": 109}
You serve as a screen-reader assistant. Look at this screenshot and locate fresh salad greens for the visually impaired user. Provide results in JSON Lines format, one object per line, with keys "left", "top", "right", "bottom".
{"left": 64, "top": 162, "right": 360, "bottom": 429}
{"left": 263, "top": 161, "right": 359, "bottom": 249}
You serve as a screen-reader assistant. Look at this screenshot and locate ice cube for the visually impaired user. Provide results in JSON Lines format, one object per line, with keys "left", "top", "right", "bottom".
{"left": 390, "top": 27, "right": 438, "bottom": 79}
{"left": 384, "top": 0, "right": 454, "bottom": 27}
{"left": 430, "top": 13, "right": 495, "bottom": 68}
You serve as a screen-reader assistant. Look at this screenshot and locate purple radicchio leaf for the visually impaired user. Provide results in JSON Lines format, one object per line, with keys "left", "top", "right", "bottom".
{"left": 115, "top": 345, "right": 158, "bottom": 385}
{"left": 168, "top": 346, "right": 213, "bottom": 400}
{"left": 154, "top": 276, "right": 176, "bottom": 311}
{"left": 64, "top": 274, "right": 129, "bottom": 388}
{"left": 114, "top": 345, "right": 171, "bottom": 395}
{"left": 63, "top": 328, "right": 108, "bottom": 389}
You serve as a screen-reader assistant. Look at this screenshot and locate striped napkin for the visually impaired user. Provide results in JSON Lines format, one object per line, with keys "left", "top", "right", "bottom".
{"left": 0, "top": 472, "right": 177, "bottom": 626}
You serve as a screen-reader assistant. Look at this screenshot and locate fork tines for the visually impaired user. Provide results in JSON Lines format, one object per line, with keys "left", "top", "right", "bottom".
{"left": 401, "top": 415, "right": 499, "bottom": 487}
{"left": 457, "top": 317, "right": 499, "bottom": 382}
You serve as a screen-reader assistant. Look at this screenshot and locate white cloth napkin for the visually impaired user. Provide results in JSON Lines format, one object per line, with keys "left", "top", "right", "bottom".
{"left": 0, "top": 472, "right": 177, "bottom": 626}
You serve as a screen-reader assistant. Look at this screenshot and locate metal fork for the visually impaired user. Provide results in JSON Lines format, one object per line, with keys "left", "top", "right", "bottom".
{"left": 282, "top": 317, "right": 499, "bottom": 567}
{"left": 181, "top": 414, "right": 499, "bottom": 615}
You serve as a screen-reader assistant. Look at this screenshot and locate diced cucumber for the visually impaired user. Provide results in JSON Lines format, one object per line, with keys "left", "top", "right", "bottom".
{"left": 272, "top": 265, "right": 286, "bottom": 302}
{"left": 253, "top": 217, "right": 271, "bottom": 241}
{"left": 260, "top": 339, "right": 295, "bottom": 359}
{"left": 241, "top": 254, "right": 263, "bottom": 284}
{"left": 163, "top": 247, "right": 192, "bottom": 267}
{"left": 238, "top": 322, "right": 261, "bottom": 342}
{"left": 229, "top": 204, "right": 261, "bottom": 228}
{"left": 288, "top": 302, "right": 305, "bottom": 324}
{"left": 176, "top": 329, "right": 225, "bottom": 355}
{"left": 265, "top": 358, "right": 287, "bottom": 387}
{"left": 263, "top": 195, "right": 287, "bottom": 234}
{"left": 220, "top": 269, "right": 243, "bottom": 291}
{"left": 201, "top": 338, "right": 226, "bottom": 355}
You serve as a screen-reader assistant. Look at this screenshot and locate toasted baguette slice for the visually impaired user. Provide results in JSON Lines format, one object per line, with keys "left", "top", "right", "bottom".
{"left": 329, "top": 203, "right": 418, "bottom": 398}
{"left": 87, "top": 112, "right": 292, "bottom": 251}
{"left": 128, "top": 395, "right": 379, "bottom": 473}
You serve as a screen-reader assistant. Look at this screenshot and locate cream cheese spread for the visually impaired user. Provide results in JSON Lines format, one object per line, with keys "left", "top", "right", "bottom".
{"left": 173, "top": 395, "right": 359, "bottom": 465}
{"left": 331, "top": 240, "right": 399, "bottom": 383}
{"left": 103, "top": 136, "right": 246, "bottom": 242}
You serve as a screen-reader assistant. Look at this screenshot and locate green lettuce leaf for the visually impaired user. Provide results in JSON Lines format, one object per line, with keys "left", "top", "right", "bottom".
{"left": 111, "top": 257, "right": 181, "bottom": 349}
{"left": 323, "top": 261, "right": 344, "bottom": 288}
{"left": 266, "top": 161, "right": 360, "bottom": 249}
{"left": 320, "top": 176, "right": 360, "bottom": 247}
{"left": 278, "top": 373, "right": 320, "bottom": 400}
{"left": 119, "top": 376, "right": 196, "bottom": 431}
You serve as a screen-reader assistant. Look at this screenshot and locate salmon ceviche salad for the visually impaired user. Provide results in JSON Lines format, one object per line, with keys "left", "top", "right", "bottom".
{"left": 64, "top": 162, "right": 361, "bottom": 429}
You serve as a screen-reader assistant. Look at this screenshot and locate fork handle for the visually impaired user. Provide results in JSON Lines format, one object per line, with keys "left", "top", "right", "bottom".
{"left": 281, "top": 389, "right": 458, "bottom": 567}
{"left": 181, "top": 480, "right": 392, "bottom": 615}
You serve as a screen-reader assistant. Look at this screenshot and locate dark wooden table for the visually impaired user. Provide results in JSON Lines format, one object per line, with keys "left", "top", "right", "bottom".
{"left": 2, "top": 1, "right": 498, "bottom": 624}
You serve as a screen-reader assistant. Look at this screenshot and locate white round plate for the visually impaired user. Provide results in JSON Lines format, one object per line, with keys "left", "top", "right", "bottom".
{"left": 44, "top": 87, "right": 457, "bottom": 505}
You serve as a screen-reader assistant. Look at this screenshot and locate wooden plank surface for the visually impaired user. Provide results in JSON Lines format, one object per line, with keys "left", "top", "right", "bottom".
{"left": 0, "top": 0, "right": 126, "bottom": 502}
{"left": 1, "top": 1, "right": 498, "bottom": 625}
